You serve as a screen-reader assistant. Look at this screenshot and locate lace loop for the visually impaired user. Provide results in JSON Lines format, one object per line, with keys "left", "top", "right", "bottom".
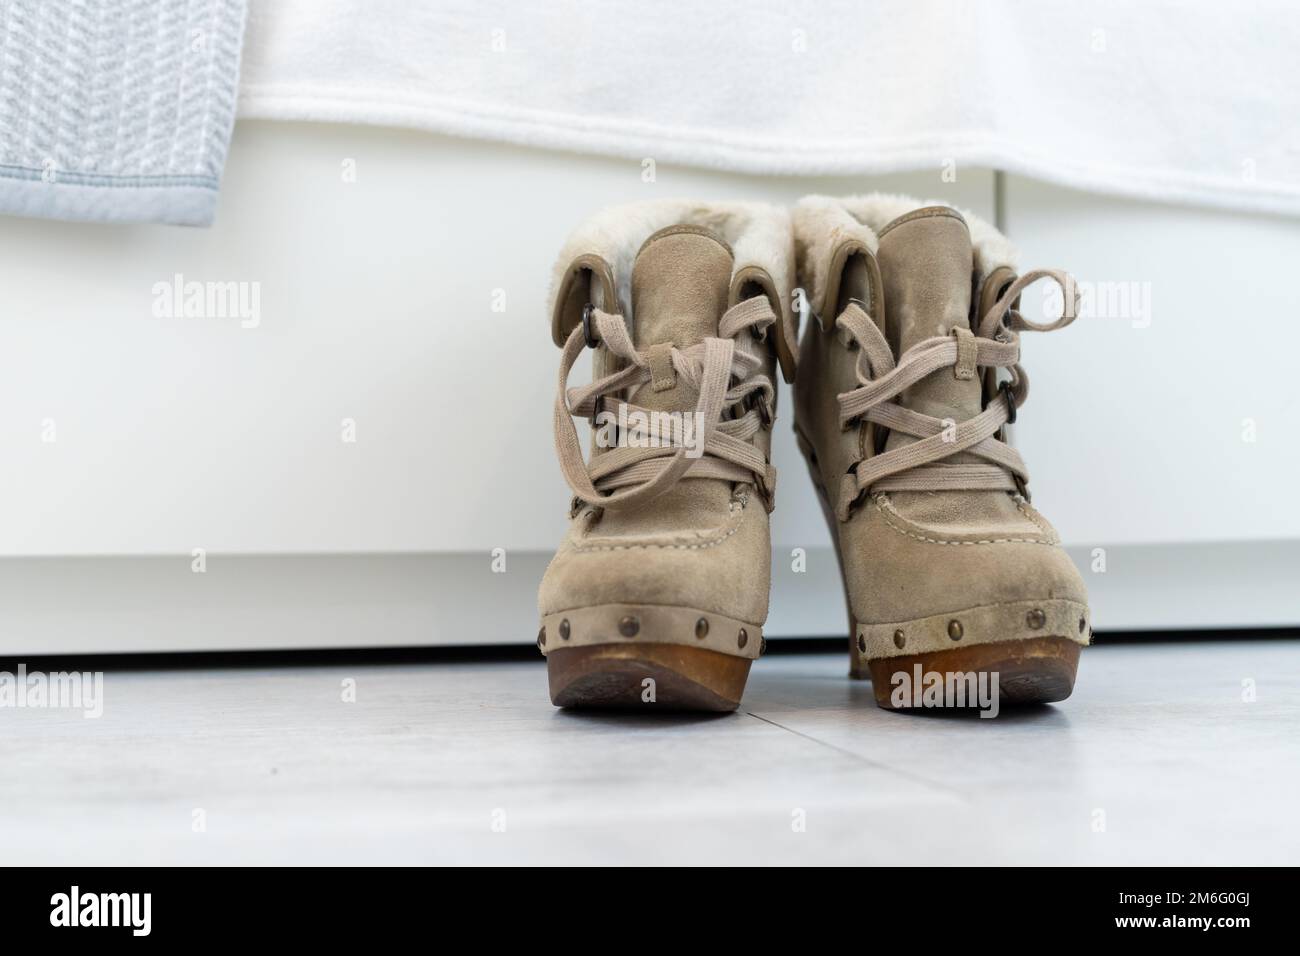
{"left": 977, "top": 268, "right": 1079, "bottom": 338}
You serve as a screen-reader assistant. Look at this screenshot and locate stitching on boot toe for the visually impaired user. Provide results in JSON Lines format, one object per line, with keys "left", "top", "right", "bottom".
{"left": 570, "top": 497, "right": 749, "bottom": 553}
{"left": 1010, "top": 495, "right": 1060, "bottom": 542}
{"left": 873, "top": 495, "right": 1058, "bottom": 547}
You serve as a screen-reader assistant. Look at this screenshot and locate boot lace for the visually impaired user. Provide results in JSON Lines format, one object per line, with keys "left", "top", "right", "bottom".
{"left": 834, "top": 269, "right": 1079, "bottom": 520}
{"left": 554, "top": 297, "right": 778, "bottom": 511}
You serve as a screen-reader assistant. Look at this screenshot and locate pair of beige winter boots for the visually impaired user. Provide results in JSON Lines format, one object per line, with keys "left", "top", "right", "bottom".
{"left": 537, "top": 195, "right": 1090, "bottom": 712}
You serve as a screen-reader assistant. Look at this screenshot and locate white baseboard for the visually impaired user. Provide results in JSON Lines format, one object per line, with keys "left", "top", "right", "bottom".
{"left": 1, "top": 541, "right": 1295, "bottom": 656}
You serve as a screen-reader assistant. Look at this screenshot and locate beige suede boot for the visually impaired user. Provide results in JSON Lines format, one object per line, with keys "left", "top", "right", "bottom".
{"left": 539, "top": 201, "right": 797, "bottom": 710}
{"left": 792, "top": 195, "right": 1090, "bottom": 708}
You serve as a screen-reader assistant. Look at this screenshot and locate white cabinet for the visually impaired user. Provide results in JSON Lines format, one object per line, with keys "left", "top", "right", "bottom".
{"left": 1004, "top": 176, "right": 1300, "bottom": 546}
{"left": 0, "top": 122, "right": 1293, "bottom": 653}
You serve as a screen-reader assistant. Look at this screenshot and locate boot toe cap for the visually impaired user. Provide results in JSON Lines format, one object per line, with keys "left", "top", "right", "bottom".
{"left": 538, "top": 496, "right": 770, "bottom": 625}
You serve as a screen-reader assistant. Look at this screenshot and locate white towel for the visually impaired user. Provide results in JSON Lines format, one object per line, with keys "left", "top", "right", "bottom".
{"left": 0, "top": 0, "right": 247, "bottom": 226}
{"left": 238, "top": 0, "right": 1300, "bottom": 217}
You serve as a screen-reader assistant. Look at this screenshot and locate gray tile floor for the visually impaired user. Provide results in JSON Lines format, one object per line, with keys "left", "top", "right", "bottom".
{"left": 3, "top": 639, "right": 1297, "bottom": 865}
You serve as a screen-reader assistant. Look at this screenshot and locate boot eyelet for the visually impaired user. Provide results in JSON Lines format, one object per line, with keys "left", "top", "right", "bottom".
{"left": 999, "top": 380, "right": 1017, "bottom": 424}
{"left": 581, "top": 303, "right": 600, "bottom": 349}
{"left": 744, "top": 391, "right": 773, "bottom": 428}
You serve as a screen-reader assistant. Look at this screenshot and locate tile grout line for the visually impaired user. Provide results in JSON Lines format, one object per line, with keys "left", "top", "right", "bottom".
{"left": 745, "top": 711, "right": 968, "bottom": 799}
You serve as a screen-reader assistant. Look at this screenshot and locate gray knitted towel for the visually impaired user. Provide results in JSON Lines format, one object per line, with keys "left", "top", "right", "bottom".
{"left": 0, "top": 0, "right": 247, "bottom": 226}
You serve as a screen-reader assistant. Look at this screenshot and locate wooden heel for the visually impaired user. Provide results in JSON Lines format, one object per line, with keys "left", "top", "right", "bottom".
{"left": 867, "top": 635, "right": 1081, "bottom": 709}
{"left": 548, "top": 643, "right": 752, "bottom": 711}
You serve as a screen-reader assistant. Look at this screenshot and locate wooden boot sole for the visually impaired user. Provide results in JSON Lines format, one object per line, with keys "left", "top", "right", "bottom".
{"left": 547, "top": 643, "right": 752, "bottom": 711}
{"left": 868, "top": 635, "right": 1081, "bottom": 709}
{"left": 539, "top": 604, "right": 761, "bottom": 711}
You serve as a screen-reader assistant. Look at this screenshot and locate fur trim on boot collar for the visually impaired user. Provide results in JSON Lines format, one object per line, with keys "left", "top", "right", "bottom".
{"left": 793, "top": 193, "right": 1018, "bottom": 320}
{"left": 550, "top": 200, "right": 798, "bottom": 382}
